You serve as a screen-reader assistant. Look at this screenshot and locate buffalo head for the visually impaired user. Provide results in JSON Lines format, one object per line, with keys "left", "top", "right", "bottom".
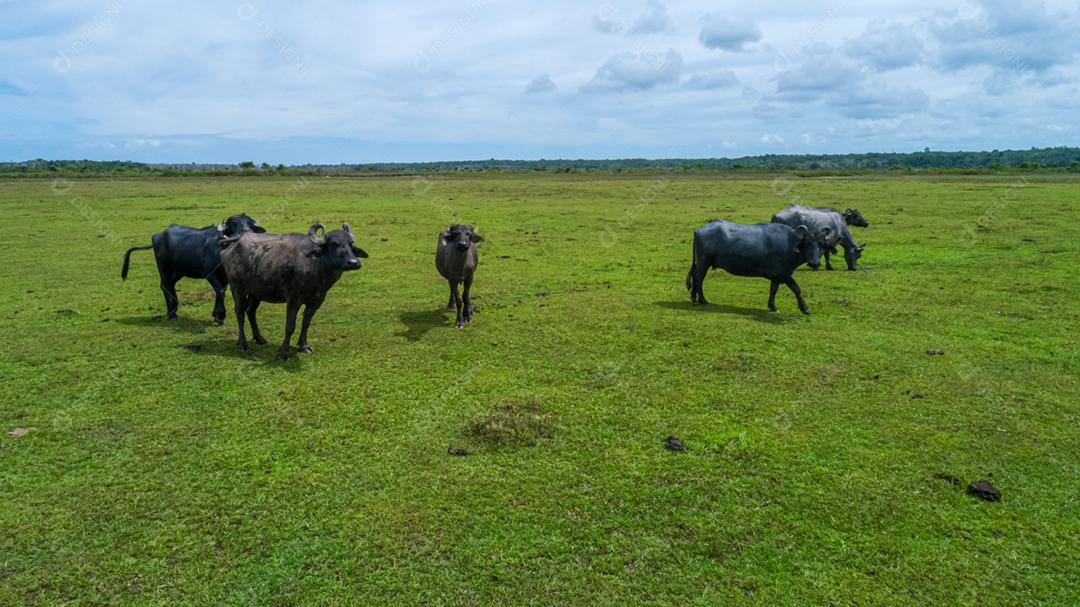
{"left": 844, "top": 242, "right": 867, "bottom": 271}
{"left": 794, "top": 224, "right": 830, "bottom": 270}
{"left": 308, "top": 223, "right": 368, "bottom": 271}
{"left": 218, "top": 213, "right": 266, "bottom": 236}
{"left": 444, "top": 224, "right": 483, "bottom": 252}
{"left": 844, "top": 208, "right": 869, "bottom": 227}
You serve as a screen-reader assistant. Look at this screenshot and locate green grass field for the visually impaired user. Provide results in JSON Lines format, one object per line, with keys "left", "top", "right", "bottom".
{"left": 1, "top": 173, "right": 1078, "bottom": 605}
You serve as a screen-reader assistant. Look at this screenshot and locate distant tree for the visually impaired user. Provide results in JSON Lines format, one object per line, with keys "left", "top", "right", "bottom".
{"left": 238, "top": 161, "right": 256, "bottom": 169}
{"left": 261, "top": 162, "right": 271, "bottom": 170}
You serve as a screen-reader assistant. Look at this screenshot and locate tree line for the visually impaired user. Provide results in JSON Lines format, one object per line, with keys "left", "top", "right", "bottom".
{"left": 3, "top": 147, "right": 1080, "bottom": 177}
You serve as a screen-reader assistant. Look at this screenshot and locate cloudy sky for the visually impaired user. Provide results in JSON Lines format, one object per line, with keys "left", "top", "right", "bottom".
{"left": 1, "top": 0, "right": 1077, "bottom": 163}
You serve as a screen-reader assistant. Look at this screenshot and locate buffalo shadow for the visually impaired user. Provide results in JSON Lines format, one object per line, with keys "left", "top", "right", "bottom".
{"left": 174, "top": 337, "right": 308, "bottom": 370}
{"left": 116, "top": 315, "right": 220, "bottom": 334}
{"left": 656, "top": 300, "right": 788, "bottom": 324}
{"left": 396, "top": 308, "right": 451, "bottom": 341}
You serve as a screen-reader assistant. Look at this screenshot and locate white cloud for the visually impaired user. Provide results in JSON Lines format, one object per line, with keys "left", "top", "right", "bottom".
{"left": 524, "top": 73, "right": 556, "bottom": 94}
{"left": 699, "top": 15, "right": 761, "bottom": 51}
{"left": 683, "top": 70, "right": 738, "bottom": 90}
{"left": 629, "top": 2, "right": 673, "bottom": 35}
{"left": 845, "top": 21, "right": 924, "bottom": 71}
{"left": 582, "top": 49, "right": 683, "bottom": 93}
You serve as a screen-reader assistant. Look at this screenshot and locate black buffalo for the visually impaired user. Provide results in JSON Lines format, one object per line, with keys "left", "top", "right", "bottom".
{"left": 121, "top": 213, "right": 265, "bottom": 322}
{"left": 686, "top": 220, "right": 829, "bottom": 314}
{"left": 842, "top": 207, "right": 869, "bottom": 227}
{"left": 220, "top": 223, "right": 367, "bottom": 360}
{"left": 435, "top": 224, "right": 482, "bottom": 328}
{"left": 771, "top": 205, "right": 867, "bottom": 271}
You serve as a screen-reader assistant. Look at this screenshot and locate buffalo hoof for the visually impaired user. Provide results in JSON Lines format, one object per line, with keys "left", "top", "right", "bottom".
{"left": 253, "top": 336, "right": 268, "bottom": 345}
{"left": 297, "top": 344, "right": 313, "bottom": 354}
{"left": 277, "top": 347, "right": 291, "bottom": 361}
{"left": 455, "top": 321, "right": 465, "bottom": 329}
{"left": 167, "top": 315, "right": 179, "bottom": 321}
{"left": 213, "top": 316, "right": 225, "bottom": 325}
{"left": 769, "top": 306, "right": 779, "bottom": 313}
{"left": 238, "top": 341, "right": 249, "bottom": 352}
{"left": 799, "top": 306, "right": 811, "bottom": 315}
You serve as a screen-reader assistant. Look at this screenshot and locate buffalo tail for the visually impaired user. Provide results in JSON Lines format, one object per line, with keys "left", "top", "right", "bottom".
{"left": 121, "top": 245, "right": 153, "bottom": 279}
{"left": 685, "top": 236, "right": 696, "bottom": 292}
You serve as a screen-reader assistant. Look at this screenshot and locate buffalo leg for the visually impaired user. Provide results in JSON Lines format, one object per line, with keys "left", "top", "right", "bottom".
{"left": 783, "top": 277, "right": 811, "bottom": 314}
{"left": 297, "top": 300, "right": 323, "bottom": 354}
{"left": 768, "top": 280, "right": 780, "bottom": 312}
{"left": 446, "top": 283, "right": 455, "bottom": 310}
{"left": 450, "top": 280, "right": 465, "bottom": 328}
{"left": 207, "top": 271, "right": 228, "bottom": 324}
{"left": 692, "top": 263, "right": 710, "bottom": 305}
{"left": 246, "top": 299, "right": 267, "bottom": 345}
{"left": 160, "top": 275, "right": 180, "bottom": 320}
{"left": 278, "top": 302, "right": 300, "bottom": 360}
{"left": 688, "top": 266, "right": 697, "bottom": 304}
{"left": 155, "top": 256, "right": 180, "bottom": 319}
{"left": 462, "top": 276, "right": 474, "bottom": 323}
{"left": 232, "top": 287, "right": 249, "bottom": 351}
{"left": 823, "top": 248, "right": 834, "bottom": 271}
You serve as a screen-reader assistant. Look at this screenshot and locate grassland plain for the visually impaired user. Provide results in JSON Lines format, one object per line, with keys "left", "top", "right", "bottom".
{"left": 0, "top": 173, "right": 1078, "bottom": 606}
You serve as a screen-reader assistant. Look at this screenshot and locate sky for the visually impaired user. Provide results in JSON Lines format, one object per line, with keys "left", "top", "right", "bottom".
{"left": 0, "top": 0, "right": 1078, "bottom": 164}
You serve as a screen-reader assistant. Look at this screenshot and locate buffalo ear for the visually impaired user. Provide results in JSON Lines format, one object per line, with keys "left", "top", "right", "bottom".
{"left": 217, "top": 220, "right": 226, "bottom": 233}
{"left": 471, "top": 232, "right": 484, "bottom": 243}
{"left": 342, "top": 223, "right": 355, "bottom": 244}
{"left": 859, "top": 242, "right": 867, "bottom": 250}
{"left": 351, "top": 245, "right": 369, "bottom": 258}
{"left": 794, "top": 225, "right": 808, "bottom": 252}
{"left": 822, "top": 225, "right": 832, "bottom": 236}
{"left": 251, "top": 219, "right": 266, "bottom": 233}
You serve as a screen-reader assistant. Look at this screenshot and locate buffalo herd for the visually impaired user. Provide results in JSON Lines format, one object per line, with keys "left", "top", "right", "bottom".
{"left": 121, "top": 204, "right": 868, "bottom": 359}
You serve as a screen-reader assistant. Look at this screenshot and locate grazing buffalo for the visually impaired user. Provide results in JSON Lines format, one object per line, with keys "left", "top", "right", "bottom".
{"left": 220, "top": 223, "right": 368, "bottom": 360}
{"left": 771, "top": 205, "right": 867, "bottom": 271}
{"left": 842, "top": 207, "right": 870, "bottom": 228}
{"left": 436, "top": 224, "right": 483, "bottom": 328}
{"left": 121, "top": 213, "right": 265, "bottom": 322}
{"left": 686, "top": 220, "right": 829, "bottom": 314}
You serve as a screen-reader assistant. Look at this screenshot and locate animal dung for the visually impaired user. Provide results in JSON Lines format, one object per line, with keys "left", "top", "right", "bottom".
{"left": 664, "top": 435, "right": 686, "bottom": 452}
{"left": 447, "top": 446, "right": 468, "bottom": 456}
{"left": 967, "top": 479, "right": 1002, "bottom": 501}
{"left": 926, "top": 349, "right": 945, "bottom": 356}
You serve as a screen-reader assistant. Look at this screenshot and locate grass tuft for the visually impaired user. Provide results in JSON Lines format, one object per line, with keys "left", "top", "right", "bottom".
{"left": 465, "top": 400, "right": 558, "bottom": 448}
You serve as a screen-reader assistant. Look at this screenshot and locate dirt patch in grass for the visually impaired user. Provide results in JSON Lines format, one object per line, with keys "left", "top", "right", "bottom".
{"left": 465, "top": 400, "right": 557, "bottom": 448}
